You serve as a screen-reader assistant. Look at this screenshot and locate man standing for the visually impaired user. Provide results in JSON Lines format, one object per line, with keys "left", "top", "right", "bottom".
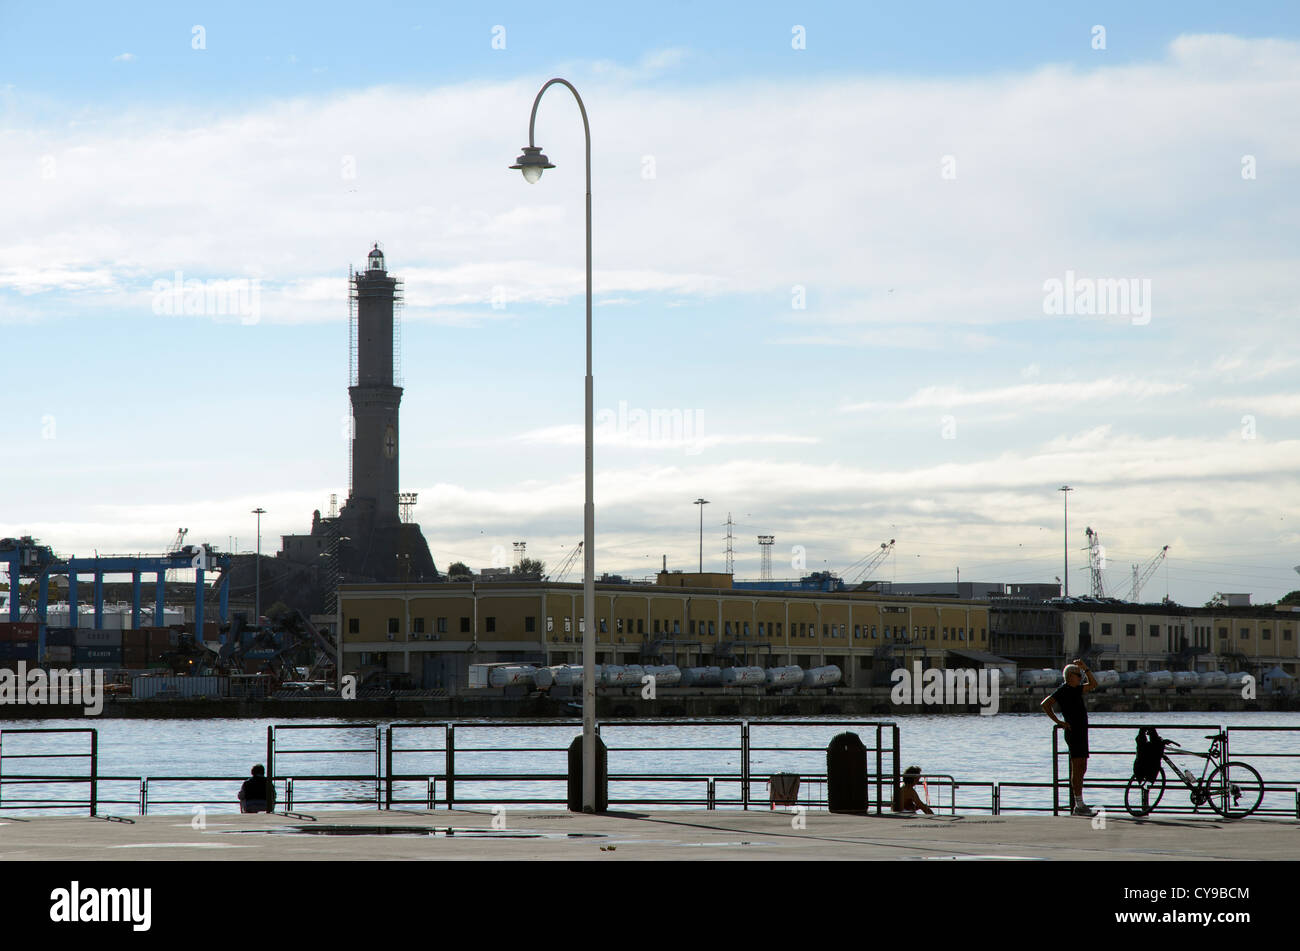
{"left": 1041, "top": 659, "right": 1098, "bottom": 816}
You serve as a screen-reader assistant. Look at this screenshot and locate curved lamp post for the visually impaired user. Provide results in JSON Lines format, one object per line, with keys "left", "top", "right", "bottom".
{"left": 511, "top": 78, "right": 597, "bottom": 813}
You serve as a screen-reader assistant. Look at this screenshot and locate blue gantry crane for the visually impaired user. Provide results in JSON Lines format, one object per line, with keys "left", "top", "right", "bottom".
{"left": 0, "top": 535, "right": 232, "bottom": 652}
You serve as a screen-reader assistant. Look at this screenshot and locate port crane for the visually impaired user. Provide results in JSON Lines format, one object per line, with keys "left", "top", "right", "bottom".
{"left": 550, "top": 541, "right": 584, "bottom": 583}
{"left": 843, "top": 539, "right": 896, "bottom": 586}
{"left": 1084, "top": 527, "right": 1107, "bottom": 598}
{"left": 1129, "top": 544, "right": 1169, "bottom": 602}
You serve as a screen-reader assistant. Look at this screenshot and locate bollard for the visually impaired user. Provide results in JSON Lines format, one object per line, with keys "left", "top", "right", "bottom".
{"left": 567, "top": 735, "right": 608, "bottom": 813}
{"left": 826, "top": 731, "right": 868, "bottom": 814}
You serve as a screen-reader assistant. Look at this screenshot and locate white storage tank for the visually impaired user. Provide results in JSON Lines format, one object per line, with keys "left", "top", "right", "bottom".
{"left": 641, "top": 665, "right": 681, "bottom": 686}
{"left": 533, "top": 667, "right": 555, "bottom": 689}
{"left": 721, "top": 666, "right": 765, "bottom": 686}
{"left": 1171, "top": 671, "right": 1199, "bottom": 688}
{"left": 600, "top": 665, "right": 645, "bottom": 687}
{"left": 488, "top": 665, "right": 537, "bottom": 687}
{"left": 802, "top": 665, "right": 841, "bottom": 687}
{"left": 1197, "top": 671, "right": 1227, "bottom": 688}
{"left": 681, "top": 666, "right": 722, "bottom": 686}
{"left": 1225, "top": 671, "right": 1253, "bottom": 689}
{"left": 1142, "top": 670, "right": 1173, "bottom": 687}
{"left": 1119, "top": 671, "right": 1145, "bottom": 686}
{"left": 1020, "top": 669, "right": 1057, "bottom": 688}
{"left": 1093, "top": 669, "right": 1120, "bottom": 687}
{"left": 548, "top": 665, "right": 585, "bottom": 687}
{"left": 764, "top": 665, "right": 803, "bottom": 687}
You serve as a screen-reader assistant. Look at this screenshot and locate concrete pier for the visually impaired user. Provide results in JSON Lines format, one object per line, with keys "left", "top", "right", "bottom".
{"left": 2, "top": 809, "right": 1294, "bottom": 861}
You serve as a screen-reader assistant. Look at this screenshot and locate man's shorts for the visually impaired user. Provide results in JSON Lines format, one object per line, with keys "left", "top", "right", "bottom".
{"left": 1065, "top": 724, "right": 1089, "bottom": 758}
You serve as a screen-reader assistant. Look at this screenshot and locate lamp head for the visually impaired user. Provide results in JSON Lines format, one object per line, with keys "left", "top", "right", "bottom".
{"left": 510, "top": 145, "right": 555, "bottom": 183}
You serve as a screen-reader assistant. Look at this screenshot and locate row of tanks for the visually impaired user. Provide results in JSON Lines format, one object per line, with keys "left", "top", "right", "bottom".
{"left": 1017, "top": 668, "right": 1248, "bottom": 689}
{"left": 483, "top": 663, "right": 842, "bottom": 690}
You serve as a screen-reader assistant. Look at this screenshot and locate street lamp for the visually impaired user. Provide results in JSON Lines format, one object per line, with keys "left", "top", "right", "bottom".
{"left": 511, "top": 78, "right": 597, "bottom": 812}
{"left": 1058, "top": 486, "right": 1072, "bottom": 597}
{"left": 694, "top": 499, "right": 710, "bottom": 573}
{"left": 252, "top": 507, "right": 266, "bottom": 625}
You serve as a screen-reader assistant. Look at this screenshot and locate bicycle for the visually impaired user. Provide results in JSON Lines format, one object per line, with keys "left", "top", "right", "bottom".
{"left": 1124, "top": 731, "right": 1264, "bottom": 819}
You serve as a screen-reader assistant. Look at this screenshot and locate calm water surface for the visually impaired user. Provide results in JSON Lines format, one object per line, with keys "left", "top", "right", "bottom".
{"left": 2, "top": 712, "right": 1297, "bottom": 817}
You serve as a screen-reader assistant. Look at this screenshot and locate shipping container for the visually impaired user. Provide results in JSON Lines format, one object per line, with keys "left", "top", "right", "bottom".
{"left": 74, "top": 646, "right": 122, "bottom": 666}
{"left": 120, "top": 629, "right": 148, "bottom": 648}
{"left": 131, "top": 676, "right": 228, "bottom": 700}
{"left": 44, "top": 645, "right": 74, "bottom": 664}
{"left": 74, "top": 628, "right": 122, "bottom": 649}
{"left": 45, "top": 627, "right": 77, "bottom": 647}
{"left": 0, "top": 622, "right": 40, "bottom": 642}
{"left": 121, "top": 647, "right": 151, "bottom": 668}
{"left": 0, "top": 641, "right": 37, "bottom": 660}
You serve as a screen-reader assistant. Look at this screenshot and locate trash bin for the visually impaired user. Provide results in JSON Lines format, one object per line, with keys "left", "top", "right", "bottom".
{"left": 567, "top": 734, "right": 608, "bottom": 813}
{"left": 769, "top": 773, "right": 801, "bottom": 808}
{"left": 826, "top": 731, "right": 868, "bottom": 813}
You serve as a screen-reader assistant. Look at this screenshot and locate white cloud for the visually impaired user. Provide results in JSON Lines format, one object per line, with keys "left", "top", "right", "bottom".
{"left": 841, "top": 378, "right": 1190, "bottom": 412}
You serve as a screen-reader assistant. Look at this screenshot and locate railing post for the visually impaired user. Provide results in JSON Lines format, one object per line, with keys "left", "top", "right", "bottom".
{"left": 286, "top": 777, "right": 293, "bottom": 812}
{"left": 875, "top": 725, "right": 883, "bottom": 815}
{"left": 375, "top": 725, "right": 382, "bottom": 809}
{"left": 707, "top": 777, "right": 715, "bottom": 810}
{"left": 891, "top": 724, "right": 900, "bottom": 816}
{"left": 384, "top": 726, "right": 392, "bottom": 810}
{"left": 140, "top": 778, "right": 147, "bottom": 816}
{"left": 1051, "top": 726, "right": 1059, "bottom": 816}
{"left": 741, "top": 721, "right": 749, "bottom": 811}
{"left": 447, "top": 724, "right": 455, "bottom": 810}
{"left": 428, "top": 777, "right": 436, "bottom": 811}
{"left": 89, "top": 730, "right": 98, "bottom": 818}
{"left": 993, "top": 783, "right": 1000, "bottom": 816}
{"left": 266, "top": 725, "right": 274, "bottom": 784}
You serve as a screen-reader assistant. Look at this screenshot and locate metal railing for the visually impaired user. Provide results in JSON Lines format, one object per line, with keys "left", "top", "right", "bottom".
{"left": 3, "top": 720, "right": 1296, "bottom": 819}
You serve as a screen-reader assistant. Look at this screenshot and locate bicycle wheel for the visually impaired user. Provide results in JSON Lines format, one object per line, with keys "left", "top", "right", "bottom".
{"left": 1205, "top": 761, "right": 1263, "bottom": 819}
{"left": 1124, "top": 766, "right": 1166, "bottom": 817}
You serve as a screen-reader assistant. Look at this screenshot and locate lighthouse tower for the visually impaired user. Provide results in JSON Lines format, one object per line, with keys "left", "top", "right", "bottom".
{"left": 345, "top": 244, "right": 402, "bottom": 524}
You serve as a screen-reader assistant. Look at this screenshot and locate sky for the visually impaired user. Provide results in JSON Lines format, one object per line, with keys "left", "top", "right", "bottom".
{"left": 1, "top": 1, "right": 1299, "bottom": 605}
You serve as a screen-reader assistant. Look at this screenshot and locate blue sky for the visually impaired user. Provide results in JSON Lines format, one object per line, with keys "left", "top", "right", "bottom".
{"left": 2, "top": 1, "right": 1299, "bottom": 603}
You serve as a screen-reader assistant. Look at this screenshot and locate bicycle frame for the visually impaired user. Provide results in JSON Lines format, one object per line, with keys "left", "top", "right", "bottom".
{"left": 1161, "top": 735, "right": 1223, "bottom": 807}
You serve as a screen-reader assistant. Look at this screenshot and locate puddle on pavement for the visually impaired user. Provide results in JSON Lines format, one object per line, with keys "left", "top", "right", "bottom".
{"left": 222, "top": 825, "right": 605, "bottom": 839}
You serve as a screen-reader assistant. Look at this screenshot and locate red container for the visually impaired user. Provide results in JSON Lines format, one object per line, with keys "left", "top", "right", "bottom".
{"left": 0, "top": 622, "right": 39, "bottom": 642}
{"left": 121, "top": 629, "right": 148, "bottom": 648}
{"left": 122, "top": 646, "right": 151, "bottom": 668}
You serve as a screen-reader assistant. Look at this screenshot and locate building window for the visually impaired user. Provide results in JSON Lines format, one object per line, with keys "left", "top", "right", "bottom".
{"left": 1240, "top": 627, "right": 1249, "bottom": 640}
{"left": 871, "top": 625, "right": 877, "bottom": 638}
{"left": 724, "top": 621, "right": 731, "bottom": 635}
{"left": 545, "top": 616, "right": 553, "bottom": 633}
{"left": 525, "top": 616, "right": 536, "bottom": 633}
{"left": 673, "top": 620, "right": 681, "bottom": 634}
{"left": 460, "top": 616, "right": 471, "bottom": 633}
{"left": 776, "top": 622, "right": 782, "bottom": 636}
{"left": 637, "top": 619, "right": 644, "bottom": 634}
{"left": 1263, "top": 628, "right": 1272, "bottom": 640}
{"left": 654, "top": 619, "right": 662, "bottom": 634}
{"left": 1126, "top": 624, "right": 1136, "bottom": 637}
{"left": 388, "top": 618, "right": 399, "bottom": 634}
{"left": 412, "top": 617, "right": 425, "bottom": 634}
{"left": 708, "top": 621, "right": 715, "bottom": 636}
{"left": 1285, "top": 629, "right": 1293, "bottom": 641}
{"left": 616, "top": 618, "right": 624, "bottom": 634}
{"left": 348, "top": 617, "right": 359, "bottom": 634}
{"left": 599, "top": 618, "right": 608, "bottom": 633}
{"left": 485, "top": 617, "right": 496, "bottom": 633}
{"left": 853, "top": 625, "right": 860, "bottom": 638}
{"left": 942, "top": 627, "right": 948, "bottom": 640}
{"left": 1101, "top": 623, "right": 1112, "bottom": 636}
{"left": 437, "top": 617, "right": 448, "bottom": 634}
{"left": 689, "top": 620, "right": 696, "bottom": 635}
{"left": 1150, "top": 625, "right": 1159, "bottom": 637}
{"left": 744, "top": 622, "right": 751, "bottom": 637}
{"left": 759, "top": 622, "right": 766, "bottom": 637}
{"left": 564, "top": 617, "right": 571, "bottom": 633}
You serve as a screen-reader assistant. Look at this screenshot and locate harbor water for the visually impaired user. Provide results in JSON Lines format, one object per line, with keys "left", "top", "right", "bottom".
{"left": 2, "top": 712, "right": 1297, "bottom": 817}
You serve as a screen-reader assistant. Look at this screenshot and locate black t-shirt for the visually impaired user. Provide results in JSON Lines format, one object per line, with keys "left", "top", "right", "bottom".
{"left": 1050, "top": 683, "right": 1088, "bottom": 728}
{"left": 241, "top": 776, "right": 270, "bottom": 801}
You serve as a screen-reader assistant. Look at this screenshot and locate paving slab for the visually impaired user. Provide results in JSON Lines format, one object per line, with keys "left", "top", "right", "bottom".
{"left": 1, "top": 809, "right": 1296, "bottom": 860}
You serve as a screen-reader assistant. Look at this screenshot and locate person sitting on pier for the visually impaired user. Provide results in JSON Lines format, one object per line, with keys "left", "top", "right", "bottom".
{"left": 892, "top": 765, "right": 934, "bottom": 814}
{"left": 238, "top": 764, "right": 276, "bottom": 814}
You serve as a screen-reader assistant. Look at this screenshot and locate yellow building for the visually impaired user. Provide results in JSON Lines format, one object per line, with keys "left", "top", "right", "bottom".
{"left": 337, "top": 576, "right": 993, "bottom": 691}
